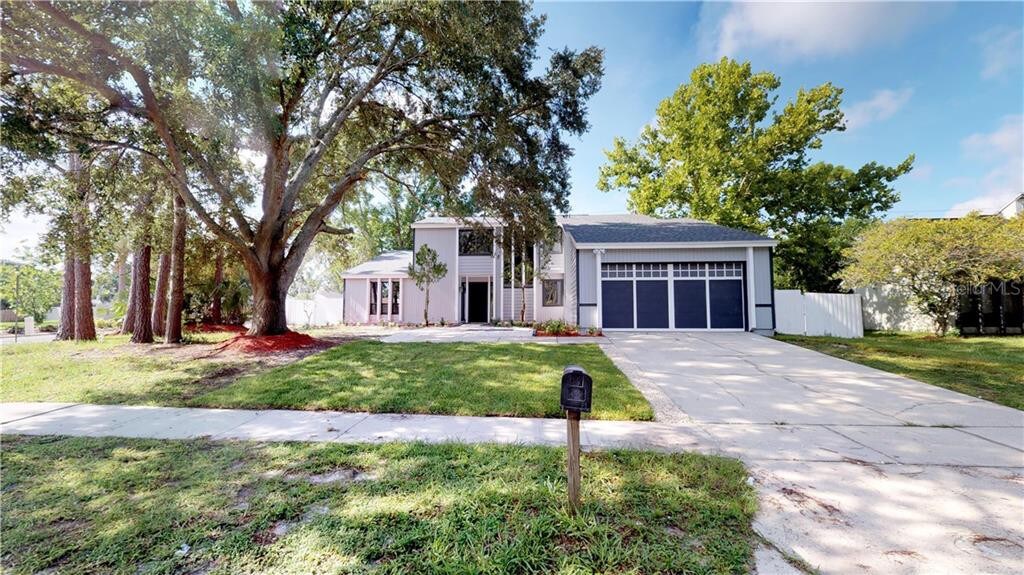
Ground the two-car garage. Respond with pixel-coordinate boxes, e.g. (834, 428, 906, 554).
(599, 262, 747, 331)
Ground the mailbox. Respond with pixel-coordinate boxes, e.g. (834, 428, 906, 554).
(560, 365, 592, 413)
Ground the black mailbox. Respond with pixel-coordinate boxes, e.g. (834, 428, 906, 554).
(560, 365, 592, 413)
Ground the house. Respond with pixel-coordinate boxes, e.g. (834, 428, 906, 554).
(859, 192, 1024, 335)
(341, 214, 779, 333)
(956, 193, 1024, 335)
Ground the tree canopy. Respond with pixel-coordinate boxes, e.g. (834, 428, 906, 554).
(597, 58, 912, 292)
(3, 0, 603, 334)
(843, 214, 1024, 335)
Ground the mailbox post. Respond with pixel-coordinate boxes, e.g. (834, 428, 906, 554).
(560, 365, 592, 513)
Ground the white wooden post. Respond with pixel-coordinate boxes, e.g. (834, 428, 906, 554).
(594, 249, 604, 328)
(453, 226, 460, 323)
(746, 247, 756, 331)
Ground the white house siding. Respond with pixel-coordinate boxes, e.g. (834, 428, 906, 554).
(503, 287, 534, 322)
(602, 247, 748, 263)
(459, 255, 493, 275)
(407, 228, 460, 324)
(344, 279, 368, 323)
(577, 250, 597, 305)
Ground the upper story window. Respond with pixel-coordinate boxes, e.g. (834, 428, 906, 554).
(459, 229, 493, 256)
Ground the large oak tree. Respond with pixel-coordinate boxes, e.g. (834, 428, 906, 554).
(598, 58, 912, 292)
(3, 1, 602, 334)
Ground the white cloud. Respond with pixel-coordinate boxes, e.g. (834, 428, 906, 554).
(699, 2, 940, 60)
(976, 27, 1023, 80)
(0, 209, 50, 261)
(909, 163, 934, 181)
(946, 115, 1024, 216)
(843, 88, 913, 130)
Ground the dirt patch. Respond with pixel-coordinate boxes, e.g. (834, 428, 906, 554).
(233, 486, 254, 511)
(778, 486, 849, 526)
(841, 457, 888, 477)
(185, 323, 246, 334)
(305, 468, 377, 485)
(255, 503, 331, 545)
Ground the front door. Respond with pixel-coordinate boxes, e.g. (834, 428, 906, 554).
(468, 282, 489, 323)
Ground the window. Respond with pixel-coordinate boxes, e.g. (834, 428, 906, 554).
(635, 263, 668, 278)
(542, 279, 563, 306)
(369, 281, 378, 315)
(709, 262, 742, 278)
(459, 229, 493, 255)
(601, 263, 633, 278)
(673, 263, 706, 278)
(391, 281, 400, 314)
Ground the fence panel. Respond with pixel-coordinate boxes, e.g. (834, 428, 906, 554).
(774, 289, 863, 338)
(286, 292, 344, 327)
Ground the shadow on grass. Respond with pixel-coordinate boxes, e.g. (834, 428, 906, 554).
(1, 437, 754, 575)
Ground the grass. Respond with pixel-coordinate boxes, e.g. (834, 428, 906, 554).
(1, 337, 652, 420)
(0, 333, 244, 406)
(777, 331, 1024, 410)
(0, 435, 756, 575)
(194, 341, 654, 420)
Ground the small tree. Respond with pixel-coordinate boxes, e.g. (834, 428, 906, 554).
(407, 245, 448, 326)
(843, 214, 1024, 335)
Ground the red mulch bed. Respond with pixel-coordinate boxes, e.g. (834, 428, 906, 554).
(533, 330, 603, 337)
(214, 330, 330, 354)
(185, 322, 247, 333)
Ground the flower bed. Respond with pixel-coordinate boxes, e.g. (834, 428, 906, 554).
(532, 320, 601, 337)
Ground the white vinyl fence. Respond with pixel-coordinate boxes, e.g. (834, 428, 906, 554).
(286, 291, 344, 327)
(774, 290, 863, 338)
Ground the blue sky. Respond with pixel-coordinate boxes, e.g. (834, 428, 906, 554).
(2, 2, 1021, 260)
(535, 1, 1023, 218)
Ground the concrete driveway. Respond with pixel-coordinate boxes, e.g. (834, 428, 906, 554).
(601, 331, 1024, 574)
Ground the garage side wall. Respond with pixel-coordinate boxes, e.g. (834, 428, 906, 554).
(752, 247, 775, 333)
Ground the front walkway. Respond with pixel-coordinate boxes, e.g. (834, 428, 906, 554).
(380, 324, 596, 344)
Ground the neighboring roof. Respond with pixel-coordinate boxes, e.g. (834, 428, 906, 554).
(341, 250, 411, 278)
(560, 214, 774, 245)
(998, 193, 1024, 218)
(411, 216, 501, 228)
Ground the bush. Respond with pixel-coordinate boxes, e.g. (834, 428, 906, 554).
(535, 319, 579, 335)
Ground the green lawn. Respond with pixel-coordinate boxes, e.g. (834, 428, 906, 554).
(0, 435, 756, 575)
(1, 338, 652, 420)
(194, 341, 653, 420)
(0, 334, 244, 406)
(777, 332, 1024, 410)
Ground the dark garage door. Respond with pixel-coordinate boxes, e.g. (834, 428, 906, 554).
(602, 281, 634, 328)
(636, 280, 669, 328)
(709, 279, 744, 329)
(674, 280, 707, 329)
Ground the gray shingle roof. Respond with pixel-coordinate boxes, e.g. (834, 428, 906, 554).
(341, 250, 412, 277)
(560, 214, 771, 244)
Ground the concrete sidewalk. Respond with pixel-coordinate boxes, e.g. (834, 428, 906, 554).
(0, 402, 713, 452)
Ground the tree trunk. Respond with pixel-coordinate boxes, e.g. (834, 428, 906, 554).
(73, 255, 96, 341)
(424, 287, 430, 326)
(129, 244, 153, 343)
(152, 252, 170, 336)
(165, 193, 187, 343)
(210, 247, 223, 324)
(56, 250, 76, 340)
(120, 256, 136, 334)
(115, 248, 128, 302)
(248, 266, 289, 335)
